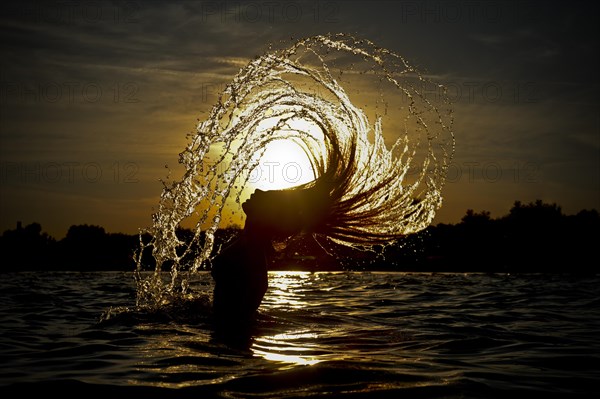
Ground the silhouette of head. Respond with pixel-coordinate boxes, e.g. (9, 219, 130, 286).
(239, 128, 411, 246)
(242, 184, 331, 239)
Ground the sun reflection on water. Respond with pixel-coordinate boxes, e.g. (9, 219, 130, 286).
(252, 272, 326, 367)
(253, 330, 322, 368)
(264, 271, 313, 309)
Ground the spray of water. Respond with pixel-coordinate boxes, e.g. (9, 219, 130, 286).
(134, 34, 454, 308)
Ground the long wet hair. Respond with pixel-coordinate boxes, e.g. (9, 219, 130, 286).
(135, 34, 453, 304)
(277, 119, 413, 247)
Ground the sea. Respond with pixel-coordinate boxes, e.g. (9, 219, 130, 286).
(1, 271, 598, 398)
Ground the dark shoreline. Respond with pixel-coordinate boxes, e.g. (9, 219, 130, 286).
(2, 200, 598, 274)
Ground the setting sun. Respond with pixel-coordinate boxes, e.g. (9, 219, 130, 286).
(249, 117, 324, 191)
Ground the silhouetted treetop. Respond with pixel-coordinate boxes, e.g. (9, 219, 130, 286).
(461, 209, 492, 225)
(65, 224, 106, 241)
(507, 200, 562, 224)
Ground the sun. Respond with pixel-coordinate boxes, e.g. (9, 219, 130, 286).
(249, 117, 324, 191)
(250, 140, 314, 190)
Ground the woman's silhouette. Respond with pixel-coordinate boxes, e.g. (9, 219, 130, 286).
(211, 185, 331, 325)
(210, 133, 409, 325)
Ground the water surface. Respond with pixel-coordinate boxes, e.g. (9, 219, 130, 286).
(1, 271, 598, 397)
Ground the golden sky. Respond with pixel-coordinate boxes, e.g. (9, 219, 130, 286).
(1, 1, 598, 238)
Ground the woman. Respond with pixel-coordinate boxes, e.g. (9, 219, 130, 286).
(209, 134, 342, 326)
(210, 133, 405, 323)
(210, 184, 332, 324)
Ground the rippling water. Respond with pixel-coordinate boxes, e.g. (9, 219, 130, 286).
(1, 271, 598, 397)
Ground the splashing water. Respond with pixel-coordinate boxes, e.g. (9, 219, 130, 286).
(135, 34, 454, 308)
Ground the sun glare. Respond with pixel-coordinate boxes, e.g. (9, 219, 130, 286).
(249, 117, 324, 191)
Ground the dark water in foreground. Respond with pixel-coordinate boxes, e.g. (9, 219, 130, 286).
(1, 271, 598, 397)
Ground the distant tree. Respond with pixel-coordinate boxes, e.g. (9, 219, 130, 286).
(65, 224, 106, 242)
(59, 224, 108, 270)
(461, 209, 492, 225)
(507, 200, 562, 225)
(0, 222, 56, 270)
(574, 209, 599, 224)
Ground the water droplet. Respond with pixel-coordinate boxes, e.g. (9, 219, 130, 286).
(136, 34, 454, 306)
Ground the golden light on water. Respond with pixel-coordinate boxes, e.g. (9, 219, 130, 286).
(265, 271, 312, 309)
(253, 331, 322, 368)
(250, 272, 325, 367)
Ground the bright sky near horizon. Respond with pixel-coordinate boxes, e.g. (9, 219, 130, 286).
(0, 0, 598, 238)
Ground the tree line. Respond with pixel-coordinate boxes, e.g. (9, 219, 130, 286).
(1, 200, 598, 273)
(372, 200, 599, 273)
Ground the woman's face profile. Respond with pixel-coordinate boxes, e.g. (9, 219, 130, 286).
(242, 189, 296, 219)
(241, 184, 330, 236)
(242, 189, 309, 234)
